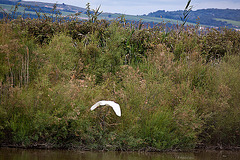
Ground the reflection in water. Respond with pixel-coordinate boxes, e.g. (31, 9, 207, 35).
(0, 147, 240, 160)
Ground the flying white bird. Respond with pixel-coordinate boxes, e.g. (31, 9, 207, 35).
(90, 100, 121, 117)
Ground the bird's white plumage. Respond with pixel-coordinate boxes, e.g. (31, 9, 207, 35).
(90, 100, 121, 116)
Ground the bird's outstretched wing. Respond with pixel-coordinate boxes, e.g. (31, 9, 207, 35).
(90, 100, 121, 116)
(90, 101, 101, 111)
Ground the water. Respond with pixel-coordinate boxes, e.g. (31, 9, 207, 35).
(0, 147, 240, 160)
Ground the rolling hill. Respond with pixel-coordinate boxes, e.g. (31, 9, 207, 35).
(148, 9, 240, 29)
(1, 0, 240, 29)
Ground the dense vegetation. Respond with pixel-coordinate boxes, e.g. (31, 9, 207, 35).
(148, 9, 240, 29)
(0, 7, 240, 151)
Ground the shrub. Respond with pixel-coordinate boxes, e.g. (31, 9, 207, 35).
(0, 10, 240, 149)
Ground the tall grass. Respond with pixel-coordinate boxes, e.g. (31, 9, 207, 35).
(0, 4, 240, 150)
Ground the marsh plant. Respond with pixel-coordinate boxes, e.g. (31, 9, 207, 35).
(0, 3, 240, 150)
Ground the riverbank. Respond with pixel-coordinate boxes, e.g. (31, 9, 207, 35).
(0, 9, 240, 151)
(1, 143, 240, 152)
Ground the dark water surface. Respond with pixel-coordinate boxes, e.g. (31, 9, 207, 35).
(1, 147, 240, 160)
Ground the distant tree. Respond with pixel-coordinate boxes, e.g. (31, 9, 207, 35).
(147, 8, 240, 29)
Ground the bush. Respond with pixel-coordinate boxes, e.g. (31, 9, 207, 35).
(0, 12, 240, 149)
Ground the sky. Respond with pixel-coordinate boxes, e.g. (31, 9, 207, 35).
(23, 0, 240, 15)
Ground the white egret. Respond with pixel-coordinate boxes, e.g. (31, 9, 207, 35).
(90, 100, 121, 117)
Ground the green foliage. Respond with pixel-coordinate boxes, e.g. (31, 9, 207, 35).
(200, 54, 240, 145)
(0, 7, 240, 150)
(86, 3, 103, 23)
(142, 109, 178, 149)
(8, 113, 32, 144)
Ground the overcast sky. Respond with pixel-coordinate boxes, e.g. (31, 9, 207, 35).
(23, 0, 240, 15)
